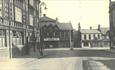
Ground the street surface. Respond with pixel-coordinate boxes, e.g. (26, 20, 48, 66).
(0, 48, 115, 70)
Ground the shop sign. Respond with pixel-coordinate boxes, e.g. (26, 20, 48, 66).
(44, 38, 59, 41)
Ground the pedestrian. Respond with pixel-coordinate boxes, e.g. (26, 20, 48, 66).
(39, 43, 44, 57)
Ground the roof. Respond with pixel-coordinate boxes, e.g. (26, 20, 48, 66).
(39, 16, 56, 22)
(58, 23, 73, 30)
(100, 27, 109, 35)
(39, 16, 73, 30)
(39, 22, 57, 28)
(80, 29, 100, 34)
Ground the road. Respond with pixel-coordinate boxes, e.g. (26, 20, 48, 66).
(0, 48, 115, 70)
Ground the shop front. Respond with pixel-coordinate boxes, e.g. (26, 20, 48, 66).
(43, 38, 60, 48)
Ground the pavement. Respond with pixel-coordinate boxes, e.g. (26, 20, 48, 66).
(0, 57, 83, 70)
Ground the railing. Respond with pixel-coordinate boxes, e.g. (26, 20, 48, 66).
(0, 18, 24, 29)
(14, 21, 24, 28)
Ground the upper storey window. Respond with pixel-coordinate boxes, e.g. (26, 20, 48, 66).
(0, 0, 2, 17)
(29, 0, 34, 6)
(84, 34, 86, 40)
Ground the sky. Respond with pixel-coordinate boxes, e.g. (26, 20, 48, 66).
(41, 0, 111, 30)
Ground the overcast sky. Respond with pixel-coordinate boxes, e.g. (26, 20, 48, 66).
(41, 0, 111, 30)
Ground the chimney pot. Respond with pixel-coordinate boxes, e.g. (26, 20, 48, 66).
(90, 26, 92, 30)
(43, 14, 46, 17)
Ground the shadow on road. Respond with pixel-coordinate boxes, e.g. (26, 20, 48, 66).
(43, 49, 115, 59)
(98, 60, 115, 70)
(13, 48, 115, 59)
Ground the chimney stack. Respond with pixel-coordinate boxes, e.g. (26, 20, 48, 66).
(56, 17, 58, 23)
(90, 26, 92, 30)
(98, 24, 101, 30)
(78, 22, 81, 31)
(43, 14, 46, 17)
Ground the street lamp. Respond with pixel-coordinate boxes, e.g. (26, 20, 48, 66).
(109, 0, 112, 48)
(8, 0, 12, 58)
(39, 2, 47, 17)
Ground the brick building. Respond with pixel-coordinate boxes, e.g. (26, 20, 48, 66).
(39, 15, 73, 48)
(0, 0, 40, 58)
(74, 23, 110, 48)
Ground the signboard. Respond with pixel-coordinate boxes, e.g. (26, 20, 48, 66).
(15, 7, 22, 22)
(44, 38, 60, 41)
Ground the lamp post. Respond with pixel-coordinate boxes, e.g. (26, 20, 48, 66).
(109, 0, 112, 49)
(39, 2, 47, 17)
(8, 0, 12, 58)
(37, 2, 47, 56)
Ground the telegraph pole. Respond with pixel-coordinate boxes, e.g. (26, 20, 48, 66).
(8, 0, 12, 58)
(109, 0, 112, 49)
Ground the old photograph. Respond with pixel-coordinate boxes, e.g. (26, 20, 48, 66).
(0, 0, 115, 70)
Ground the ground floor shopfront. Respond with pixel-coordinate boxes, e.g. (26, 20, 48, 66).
(0, 27, 40, 58)
(81, 40, 110, 48)
(42, 39, 71, 48)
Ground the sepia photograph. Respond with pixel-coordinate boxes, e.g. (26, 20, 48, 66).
(0, 0, 115, 70)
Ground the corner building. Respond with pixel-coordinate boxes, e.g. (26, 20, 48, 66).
(0, 0, 40, 58)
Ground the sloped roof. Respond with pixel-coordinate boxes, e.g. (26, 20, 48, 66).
(80, 29, 100, 34)
(40, 22, 73, 30)
(39, 22, 57, 28)
(58, 23, 73, 30)
(100, 27, 109, 35)
(39, 16, 73, 30)
(39, 16, 56, 22)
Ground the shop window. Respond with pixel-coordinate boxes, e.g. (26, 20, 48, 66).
(61, 32, 64, 37)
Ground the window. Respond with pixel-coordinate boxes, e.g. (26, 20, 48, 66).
(93, 34, 95, 39)
(53, 32, 55, 37)
(98, 34, 100, 39)
(29, 14, 33, 26)
(0, 30, 5, 47)
(0, 0, 2, 17)
(84, 41, 89, 46)
(89, 34, 91, 40)
(29, 0, 34, 6)
(0, 30, 4, 36)
(84, 34, 86, 40)
(47, 33, 49, 36)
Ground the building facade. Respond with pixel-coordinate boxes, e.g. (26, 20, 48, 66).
(39, 15, 73, 48)
(80, 28, 102, 48)
(76, 24, 110, 48)
(0, 0, 40, 58)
